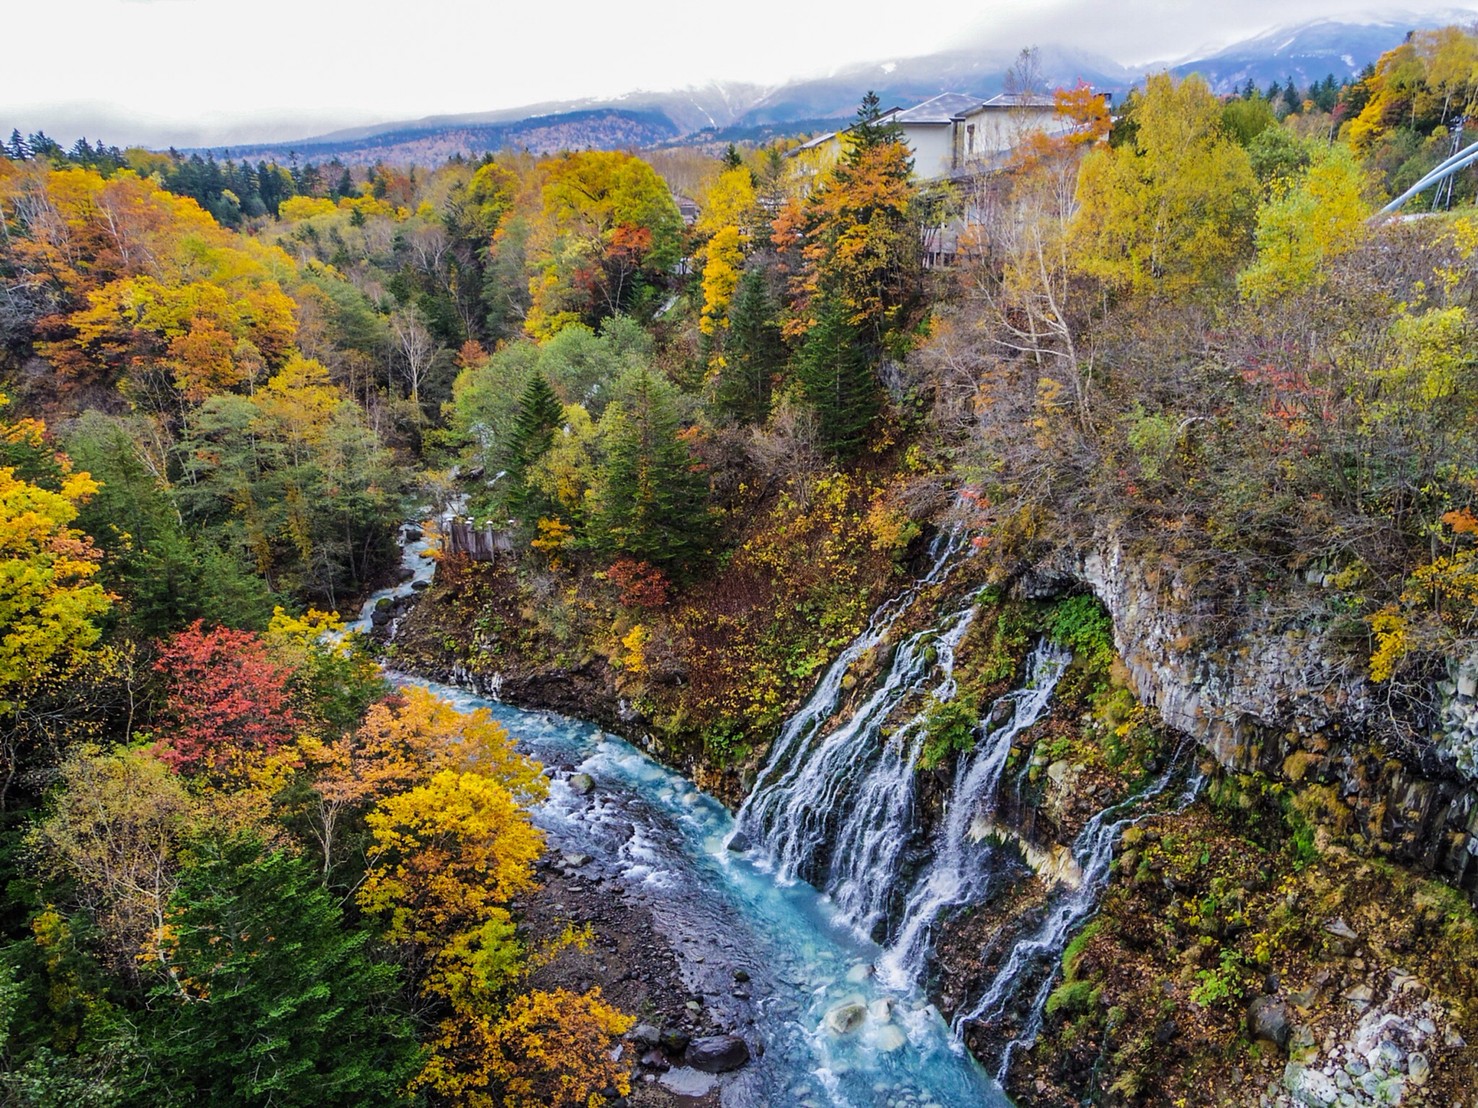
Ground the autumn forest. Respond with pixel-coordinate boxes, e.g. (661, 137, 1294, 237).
(5, 22, 1478, 1108)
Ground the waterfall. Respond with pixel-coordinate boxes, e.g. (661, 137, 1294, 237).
(733, 532, 1072, 953)
(810, 599, 979, 937)
(735, 592, 976, 918)
(731, 535, 1213, 1086)
(728, 526, 966, 860)
(951, 755, 1205, 1080)
(876, 641, 1070, 989)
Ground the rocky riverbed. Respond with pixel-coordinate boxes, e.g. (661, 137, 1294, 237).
(516, 844, 731, 1106)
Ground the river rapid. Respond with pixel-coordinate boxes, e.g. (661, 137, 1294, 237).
(395, 675, 1009, 1108)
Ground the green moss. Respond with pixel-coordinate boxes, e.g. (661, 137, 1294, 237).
(1045, 978, 1101, 1017)
(1043, 594, 1115, 673)
(1061, 920, 1102, 976)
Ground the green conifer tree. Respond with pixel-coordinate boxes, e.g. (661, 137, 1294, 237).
(715, 267, 784, 425)
(792, 294, 880, 461)
(503, 372, 564, 524)
(595, 368, 711, 573)
(138, 836, 418, 1106)
(850, 90, 905, 153)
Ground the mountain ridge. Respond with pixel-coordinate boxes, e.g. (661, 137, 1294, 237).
(199, 11, 1477, 165)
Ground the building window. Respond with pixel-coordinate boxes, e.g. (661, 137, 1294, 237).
(967, 124, 975, 154)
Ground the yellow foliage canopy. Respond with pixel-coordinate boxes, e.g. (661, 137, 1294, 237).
(0, 437, 109, 713)
(1239, 144, 1372, 302)
(484, 988, 633, 1108)
(699, 225, 743, 336)
(1073, 73, 1258, 295)
(358, 767, 544, 945)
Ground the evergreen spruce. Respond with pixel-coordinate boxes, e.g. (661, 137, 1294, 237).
(850, 90, 905, 153)
(504, 372, 564, 524)
(716, 266, 784, 425)
(793, 294, 880, 461)
(1283, 75, 1301, 113)
(596, 368, 711, 573)
(138, 836, 419, 1106)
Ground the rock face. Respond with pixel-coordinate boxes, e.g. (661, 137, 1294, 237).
(1030, 533, 1478, 903)
(683, 1034, 750, 1073)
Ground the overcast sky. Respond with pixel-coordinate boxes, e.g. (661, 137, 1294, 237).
(6, 1, 1478, 147)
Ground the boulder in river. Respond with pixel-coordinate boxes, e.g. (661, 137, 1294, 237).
(631, 1023, 661, 1048)
(824, 996, 868, 1035)
(660, 1067, 719, 1096)
(569, 772, 596, 795)
(684, 1035, 750, 1073)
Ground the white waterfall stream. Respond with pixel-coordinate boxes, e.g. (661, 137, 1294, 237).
(732, 526, 968, 840)
(732, 545, 1207, 1087)
(876, 642, 1071, 990)
(952, 758, 1205, 1079)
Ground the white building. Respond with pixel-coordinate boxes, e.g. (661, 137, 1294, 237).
(794, 91, 1103, 181)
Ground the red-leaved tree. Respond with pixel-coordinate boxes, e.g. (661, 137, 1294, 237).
(152, 621, 300, 773)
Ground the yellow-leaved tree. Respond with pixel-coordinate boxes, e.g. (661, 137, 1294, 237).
(297, 685, 539, 878)
(354, 705, 555, 1102)
(695, 166, 758, 336)
(0, 396, 113, 804)
(1073, 73, 1259, 296)
(1238, 143, 1372, 301)
(485, 987, 633, 1108)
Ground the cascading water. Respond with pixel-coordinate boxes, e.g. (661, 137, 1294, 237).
(732, 539, 1211, 1088)
(876, 642, 1071, 990)
(734, 545, 1073, 952)
(951, 756, 1206, 1080)
(733, 526, 968, 838)
(809, 598, 979, 937)
(342, 496, 468, 639)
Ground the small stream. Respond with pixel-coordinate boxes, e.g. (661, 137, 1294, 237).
(343, 524, 438, 637)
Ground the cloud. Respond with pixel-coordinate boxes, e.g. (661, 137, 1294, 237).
(6, 0, 1478, 147)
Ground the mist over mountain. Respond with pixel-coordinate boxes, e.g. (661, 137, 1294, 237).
(197, 11, 1472, 165)
(1170, 9, 1478, 89)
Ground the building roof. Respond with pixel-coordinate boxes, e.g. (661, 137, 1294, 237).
(978, 92, 1060, 110)
(787, 89, 1084, 161)
(892, 92, 989, 125)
